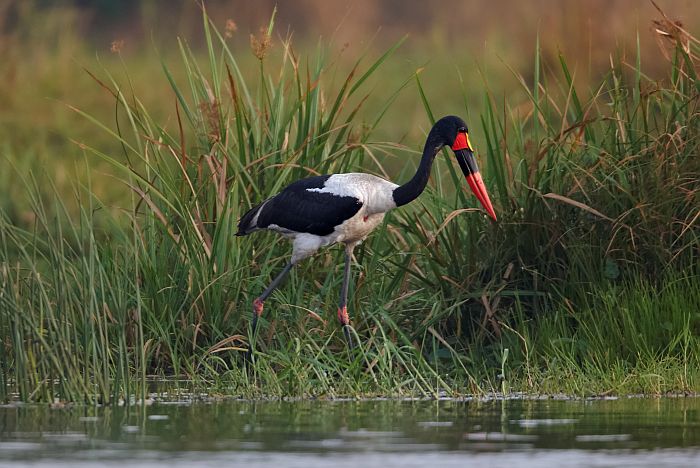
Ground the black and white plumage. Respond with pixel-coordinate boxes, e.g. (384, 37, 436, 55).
(237, 173, 397, 263)
(238, 115, 497, 354)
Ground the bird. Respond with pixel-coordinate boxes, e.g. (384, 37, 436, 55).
(236, 115, 497, 353)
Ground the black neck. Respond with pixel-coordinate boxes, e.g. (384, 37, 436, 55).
(392, 130, 444, 207)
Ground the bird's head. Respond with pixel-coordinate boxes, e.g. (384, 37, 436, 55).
(434, 115, 497, 221)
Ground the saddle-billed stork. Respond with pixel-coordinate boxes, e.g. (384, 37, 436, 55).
(237, 115, 496, 352)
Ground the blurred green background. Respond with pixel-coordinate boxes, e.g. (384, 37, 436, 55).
(2, 0, 699, 215)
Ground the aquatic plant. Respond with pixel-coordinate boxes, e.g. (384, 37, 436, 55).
(0, 6, 697, 402)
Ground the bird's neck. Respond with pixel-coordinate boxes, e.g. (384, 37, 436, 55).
(392, 131, 443, 207)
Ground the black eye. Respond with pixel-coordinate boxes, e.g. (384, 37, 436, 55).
(458, 127, 467, 133)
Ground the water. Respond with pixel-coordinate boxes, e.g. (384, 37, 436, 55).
(1, 396, 699, 467)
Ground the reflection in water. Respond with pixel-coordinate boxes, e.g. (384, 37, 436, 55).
(0, 397, 699, 467)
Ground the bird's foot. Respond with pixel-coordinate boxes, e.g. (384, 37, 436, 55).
(342, 325, 355, 351)
(244, 346, 254, 365)
(244, 328, 255, 364)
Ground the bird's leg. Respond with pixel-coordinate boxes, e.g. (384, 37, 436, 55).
(248, 262, 294, 359)
(338, 245, 356, 350)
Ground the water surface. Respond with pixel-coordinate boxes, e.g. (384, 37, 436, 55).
(1, 396, 699, 467)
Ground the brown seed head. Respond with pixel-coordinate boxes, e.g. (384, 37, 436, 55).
(250, 27, 272, 60)
(653, 18, 690, 55)
(199, 100, 221, 143)
(110, 39, 125, 54)
(225, 19, 238, 38)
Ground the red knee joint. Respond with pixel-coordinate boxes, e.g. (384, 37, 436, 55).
(253, 298, 265, 316)
(337, 306, 349, 326)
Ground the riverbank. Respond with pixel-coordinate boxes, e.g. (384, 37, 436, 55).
(0, 8, 698, 403)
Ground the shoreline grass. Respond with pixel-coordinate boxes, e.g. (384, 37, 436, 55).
(0, 8, 698, 403)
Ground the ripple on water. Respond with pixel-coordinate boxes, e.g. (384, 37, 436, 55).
(1, 397, 699, 467)
(338, 429, 404, 438)
(0, 442, 43, 452)
(465, 432, 538, 442)
(575, 434, 632, 442)
(416, 421, 454, 428)
(147, 415, 169, 421)
(511, 419, 578, 428)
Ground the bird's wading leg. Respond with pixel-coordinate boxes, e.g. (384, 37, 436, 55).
(338, 244, 356, 349)
(248, 262, 294, 358)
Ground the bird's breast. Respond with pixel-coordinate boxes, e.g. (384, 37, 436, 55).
(335, 210, 385, 243)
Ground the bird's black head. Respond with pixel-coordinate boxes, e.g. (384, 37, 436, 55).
(430, 115, 497, 220)
(432, 115, 469, 148)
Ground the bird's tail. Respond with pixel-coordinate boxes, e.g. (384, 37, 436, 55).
(236, 200, 266, 236)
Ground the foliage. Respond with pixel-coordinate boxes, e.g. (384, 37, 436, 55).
(0, 8, 698, 402)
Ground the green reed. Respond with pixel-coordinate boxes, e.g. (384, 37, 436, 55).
(0, 8, 697, 402)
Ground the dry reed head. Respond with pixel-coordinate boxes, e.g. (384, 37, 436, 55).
(650, 0, 698, 63)
(653, 18, 691, 55)
(110, 39, 124, 54)
(198, 99, 221, 143)
(250, 26, 272, 60)
(224, 19, 237, 38)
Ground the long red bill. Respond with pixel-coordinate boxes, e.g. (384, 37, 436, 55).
(466, 172, 497, 220)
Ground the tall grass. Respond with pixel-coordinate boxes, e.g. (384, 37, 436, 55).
(0, 8, 698, 403)
(406, 21, 699, 337)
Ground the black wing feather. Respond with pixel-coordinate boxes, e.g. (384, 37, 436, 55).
(236, 200, 265, 236)
(255, 175, 363, 236)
